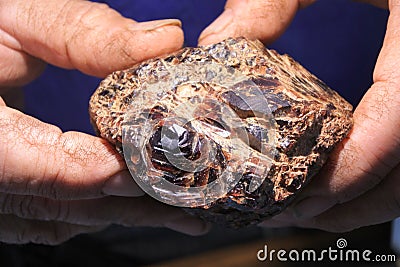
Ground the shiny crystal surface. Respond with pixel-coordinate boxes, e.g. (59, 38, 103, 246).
(122, 61, 276, 207)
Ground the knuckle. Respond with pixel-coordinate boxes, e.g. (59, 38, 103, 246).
(17, 195, 37, 218)
(329, 140, 384, 203)
(360, 82, 400, 127)
(64, 2, 109, 39)
(0, 193, 69, 222)
(70, 1, 115, 25)
(102, 30, 137, 61)
(62, 2, 125, 69)
(80, 27, 139, 76)
(51, 131, 123, 199)
(0, 50, 45, 87)
(0, 107, 67, 199)
(59, 131, 123, 170)
(56, 132, 91, 175)
(0, 209, 73, 245)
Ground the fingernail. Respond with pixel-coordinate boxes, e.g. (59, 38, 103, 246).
(102, 170, 145, 197)
(165, 216, 211, 236)
(0, 28, 22, 50)
(292, 197, 336, 218)
(136, 19, 182, 31)
(198, 9, 233, 44)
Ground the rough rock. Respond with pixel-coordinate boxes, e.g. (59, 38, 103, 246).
(89, 37, 353, 227)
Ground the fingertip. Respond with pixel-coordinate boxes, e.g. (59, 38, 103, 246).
(133, 19, 182, 31)
(90, 19, 185, 77)
(132, 19, 185, 58)
(2, 0, 185, 78)
(165, 216, 212, 236)
(198, 9, 234, 45)
(102, 170, 145, 197)
(199, 0, 299, 46)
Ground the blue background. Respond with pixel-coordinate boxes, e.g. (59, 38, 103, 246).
(23, 0, 389, 135)
(11, 1, 393, 265)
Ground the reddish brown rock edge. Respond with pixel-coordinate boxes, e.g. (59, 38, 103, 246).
(89, 37, 353, 228)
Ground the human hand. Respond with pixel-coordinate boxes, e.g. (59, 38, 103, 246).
(198, 0, 315, 45)
(261, 0, 400, 232)
(0, 0, 208, 245)
(198, 0, 387, 46)
(199, 0, 400, 232)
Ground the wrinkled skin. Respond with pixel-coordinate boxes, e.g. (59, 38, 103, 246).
(0, 0, 209, 245)
(0, 0, 397, 245)
(198, 0, 400, 232)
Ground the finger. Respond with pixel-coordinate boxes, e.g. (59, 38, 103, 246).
(0, 41, 46, 87)
(0, 194, 210, 236)
(355, 0, 389, 9)
(287, 3, 400, 217)
(198, 0, 315, 45)
(374, 0, 400, 82)
(0, 214, 106, 245)
(258, 218, 295, 228)
(0, 105, 131, 199)
(102, 170, 144, 197)
(0, 0, 184, 78)
(292, 164, 400, 232)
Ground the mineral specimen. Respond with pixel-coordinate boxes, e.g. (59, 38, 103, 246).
(89, 37, 353, 227)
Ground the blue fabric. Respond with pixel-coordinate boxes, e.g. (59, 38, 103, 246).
(270, 0, 388, 105)
(23, 0, 388, 134)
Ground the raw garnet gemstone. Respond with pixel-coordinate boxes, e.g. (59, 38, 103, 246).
(89, 37, 353, 227)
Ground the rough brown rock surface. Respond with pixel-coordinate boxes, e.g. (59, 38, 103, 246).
(89, 37, 353, 228)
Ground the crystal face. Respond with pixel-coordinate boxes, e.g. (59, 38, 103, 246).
(121, 61, 277, 207)
(90, 38, 354, 226)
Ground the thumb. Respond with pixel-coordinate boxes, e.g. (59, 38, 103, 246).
(198, 0, 315, 45)
(0, 105, 144, 200)
(280, 1, 400, 219)
(0, 0, 184, 77)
